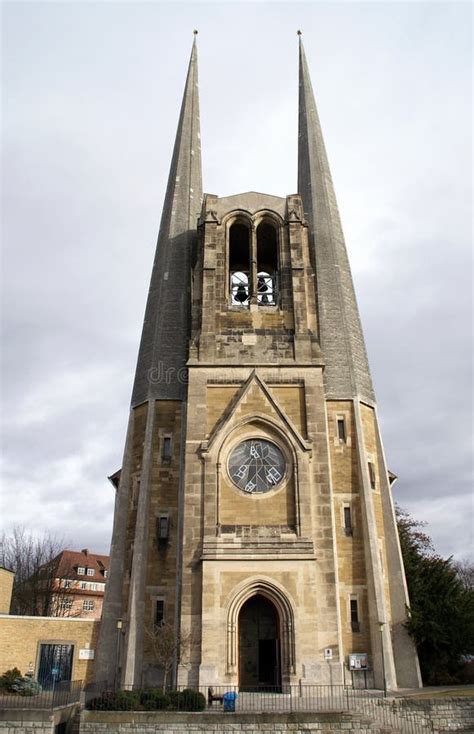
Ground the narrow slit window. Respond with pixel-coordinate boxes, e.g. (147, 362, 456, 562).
(229, 223, 250, 306)
(157, 515, 169, 544)
(162, 436, 172, 462)
(256, 222, 278, 305)
(350, 599, 360, 632)
(337, 418, 346, 442)
(343, 506, 353, 535)
(368, 461, 376, 489)
(155, 599, 164, 626)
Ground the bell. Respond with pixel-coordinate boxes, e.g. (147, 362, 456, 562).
(261, 294, 269, 305)
(257, 276, 268, 293)
(235, 284, 248, 303)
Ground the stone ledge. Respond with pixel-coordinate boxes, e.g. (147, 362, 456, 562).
(81, 710, 361, 724)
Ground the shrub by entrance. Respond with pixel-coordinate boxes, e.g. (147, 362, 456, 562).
(87, 688, 206, 712)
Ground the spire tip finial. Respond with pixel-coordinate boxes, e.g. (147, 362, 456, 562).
(193, 29, 198, 35)
(297, 29, 302, 36)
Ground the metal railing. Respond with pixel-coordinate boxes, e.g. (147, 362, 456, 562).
(86, 683, 432, 732)
(0, 679, 83, 709)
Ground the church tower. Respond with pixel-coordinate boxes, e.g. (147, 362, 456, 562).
(95, 34, 422, 691)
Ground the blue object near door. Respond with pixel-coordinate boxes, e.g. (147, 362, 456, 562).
(223, 691, 238, 712)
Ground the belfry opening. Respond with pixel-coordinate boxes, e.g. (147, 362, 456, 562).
(238, 594, 281, 690)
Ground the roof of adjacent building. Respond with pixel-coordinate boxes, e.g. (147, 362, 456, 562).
(46, 549, 110, 581)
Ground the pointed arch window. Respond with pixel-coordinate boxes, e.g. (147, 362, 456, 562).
(256, 222, 278, 306)
(229, 223, 250, 306)
(228, 218, 279, 307)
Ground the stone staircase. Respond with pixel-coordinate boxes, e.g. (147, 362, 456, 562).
(68, 710, 81, 734)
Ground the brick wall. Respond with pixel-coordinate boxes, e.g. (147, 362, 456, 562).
(0, 569, 14, 614)
(0, 614, 99, 682)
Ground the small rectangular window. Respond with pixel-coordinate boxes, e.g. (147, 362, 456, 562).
(368, 462, 376, 489)
(83, 600, 95, 611)
(155, 599, 164, 626)
(162, 437, 172, 462)
(337, 418, 346, 442)
(77, 566, 85, 575)
(79, 581, 87, 589)
(350, 599, 360, 632)
(157, 516, 169, 542)
(343, 506, 353, 535)
(63, 579, 72, 589)
(86, 568, 95, 576)
(60, 599, 73, 610)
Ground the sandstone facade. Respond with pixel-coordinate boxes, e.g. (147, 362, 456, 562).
(94, 36, 421, 692)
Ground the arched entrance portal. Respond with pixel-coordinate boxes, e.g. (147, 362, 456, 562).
(238, 594, 281, 690)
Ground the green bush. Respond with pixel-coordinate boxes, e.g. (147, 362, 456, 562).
(176, 688, 206, 711)
(10, 677, 41, 696)
(167, 689, 181, 709)
(0, 668, 22, 692)
(460, 659, 474, 684)
(86, 687, 205, 712)
(140, 688, 170, 710)
(87, 690, 140, 711)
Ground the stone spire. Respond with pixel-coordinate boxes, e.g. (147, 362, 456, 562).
(131, 33, 203, 405)
(297, 35, 374, 403)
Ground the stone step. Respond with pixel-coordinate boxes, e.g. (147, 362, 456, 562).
(69, 711, 81, 734)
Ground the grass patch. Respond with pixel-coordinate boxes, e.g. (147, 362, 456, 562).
(407, 687, 474, 699)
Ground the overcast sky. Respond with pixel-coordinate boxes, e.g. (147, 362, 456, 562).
(1, 1, 472, 560)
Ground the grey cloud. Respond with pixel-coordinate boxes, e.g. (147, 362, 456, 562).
(1, 2, 471, 561)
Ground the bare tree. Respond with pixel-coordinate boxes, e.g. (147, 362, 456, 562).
(0, 526, 75, 616)
(454, 557, 474, 590)
(144, 621, 193, 692)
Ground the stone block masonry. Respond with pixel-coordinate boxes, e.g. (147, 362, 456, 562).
(394, 695, 474, 732)
(0, 702, 80, 734)
(78, 696, 474, 733)
(2, 696, 472, 733)
(79, 710, 385, 733)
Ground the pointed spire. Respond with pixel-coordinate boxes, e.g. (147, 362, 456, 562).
(132, 35, 203, 405)
(297, 37, 374, 403)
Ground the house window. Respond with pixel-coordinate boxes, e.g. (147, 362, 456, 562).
(368, 461, 376, 489)
(86, 568, 95, 576)
(155, 599, 164, 626)
(79, 581, 87, 590)
(60, 599, 73, 610)
(77, 566, 85, 575)
(343, 506, 353, 536)
(337, 418, 346, 442)
(83, 600, 95, 612)
(89, 583, 98, 591)
(162, 436, 172, 463)
(350, 599, 360, 632)
(63, 579, 72, 589)
(103, 570, 108, 578)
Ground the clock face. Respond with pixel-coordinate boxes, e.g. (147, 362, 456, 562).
(228, 439, 286, 494)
